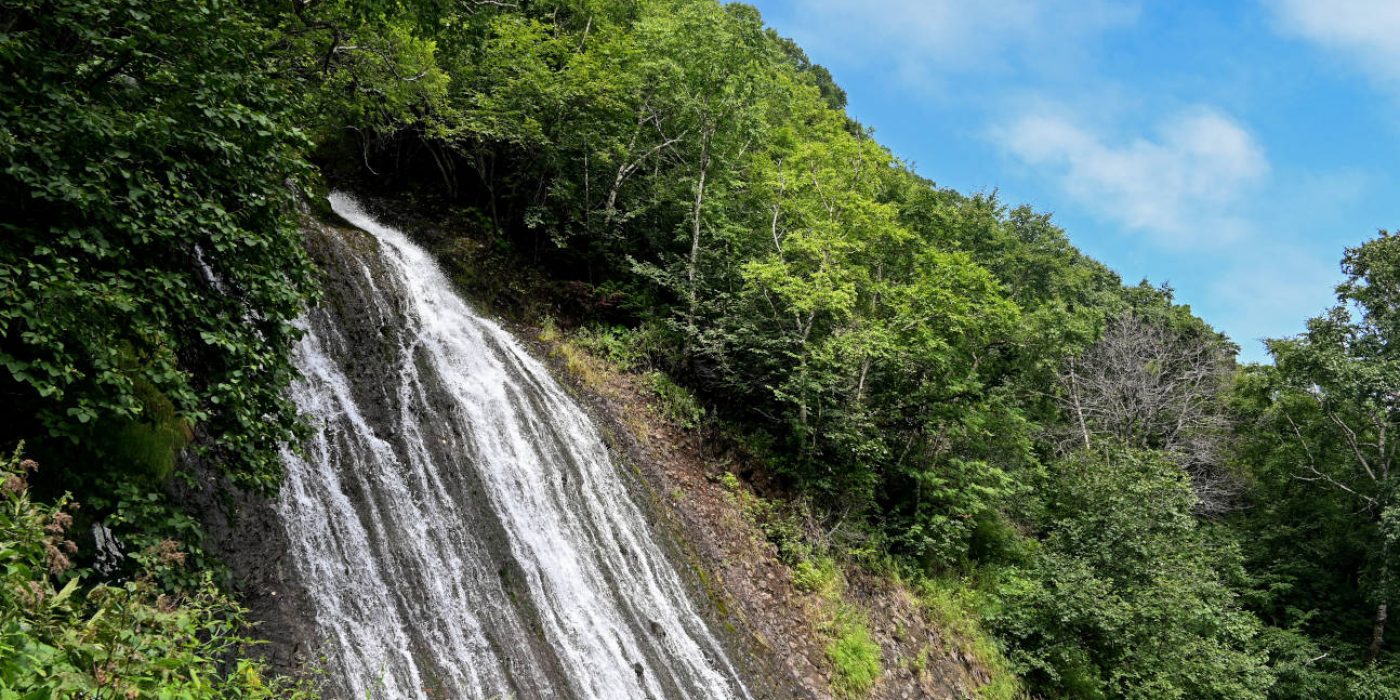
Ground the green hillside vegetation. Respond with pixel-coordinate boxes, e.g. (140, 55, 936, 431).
(2, 0, 1398, 697)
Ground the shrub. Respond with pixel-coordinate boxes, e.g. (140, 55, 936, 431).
(0, 0, 317, 491)
(645, 372, 706, 429)
(791, 557, 838, 594)
(572, 325, 648, 371)
(0, 446, 315, 699)
(990, 448, 1272, 700)
(828, 618, 882, 698)
(715, 471, 816, 565)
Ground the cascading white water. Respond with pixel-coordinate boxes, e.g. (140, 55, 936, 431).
(275, 193, 750, 699)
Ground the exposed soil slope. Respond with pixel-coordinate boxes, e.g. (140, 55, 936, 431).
(530, 331, 994, 700)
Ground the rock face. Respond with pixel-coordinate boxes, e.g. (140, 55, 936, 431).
(197, 194, 760, 700)
(177, 460, 321, 676)
(540, 336, 989, 700)
(193, 194, 986, 700)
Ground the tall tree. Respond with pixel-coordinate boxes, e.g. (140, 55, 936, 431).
(1259, 231, 1400, 661)
(1059, 311, 1239, 514)
(993, 448, 1271, 700)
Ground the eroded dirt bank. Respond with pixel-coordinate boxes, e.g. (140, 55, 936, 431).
(530, 330, 993, 700)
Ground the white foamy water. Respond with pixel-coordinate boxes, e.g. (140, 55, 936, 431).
(275, 193, 749, 699)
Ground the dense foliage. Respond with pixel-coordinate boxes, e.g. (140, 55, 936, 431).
(0, 1, 319, 695)
(992, 448, 1270, 699)
(2, 0, 1398, 696)
(0, 448, 311, 698)
(1228, 231, 1400, 697)
(0, 0, 315, 492)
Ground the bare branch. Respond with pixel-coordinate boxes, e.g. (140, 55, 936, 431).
(1055, 311, 1239, 513)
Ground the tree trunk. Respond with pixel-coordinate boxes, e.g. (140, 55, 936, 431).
(1372, 540, 1391, 663)
(1371, 601, 1388, 662)
(685, 129, 712, 344)
(603, 118, 642, 224)
(1068, 361, 1091, 449)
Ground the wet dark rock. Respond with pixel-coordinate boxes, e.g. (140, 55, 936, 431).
(193, 209, 764, 699)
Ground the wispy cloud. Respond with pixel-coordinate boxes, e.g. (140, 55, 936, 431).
(749, 0, 1381, 360)
(992, 107, 1269, 245)
(1270, 0, 1400, 88)
(779, 0, 1139, 88)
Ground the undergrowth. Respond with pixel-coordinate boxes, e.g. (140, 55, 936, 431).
(644, 372, 706, 430)
(542, 322, 707, 430)
(828, 613, 882, 698)
(0, 445, 315, 699)
(540, 319, 608, 390)
(548, 323, 1018, 699)
(917, 575, 1024, 700)
(716, 471, 886, 696)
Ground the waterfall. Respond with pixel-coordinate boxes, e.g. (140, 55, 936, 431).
(275, 193, 750, 699)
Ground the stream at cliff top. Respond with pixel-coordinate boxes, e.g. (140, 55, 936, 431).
(274, 193, 750, 699)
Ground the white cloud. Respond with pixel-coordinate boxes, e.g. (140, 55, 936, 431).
(1271, 0, 1400, 86)
(993, 107, 1270, 244)
(781, 0, 1139, 87)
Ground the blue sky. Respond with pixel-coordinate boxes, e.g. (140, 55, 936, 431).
(741, 0, 1400, 362)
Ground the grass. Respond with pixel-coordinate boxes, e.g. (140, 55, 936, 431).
(571, 324, 649, 370)
(540, 321, 705, 431)
(715, 469, 885, 696)
(537, 316, 560, 343)
(791, 556, 839, 595)
(540, 319, 611, 390)
(916, 575, 1025, 700)
(828, 613, 882, 698)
